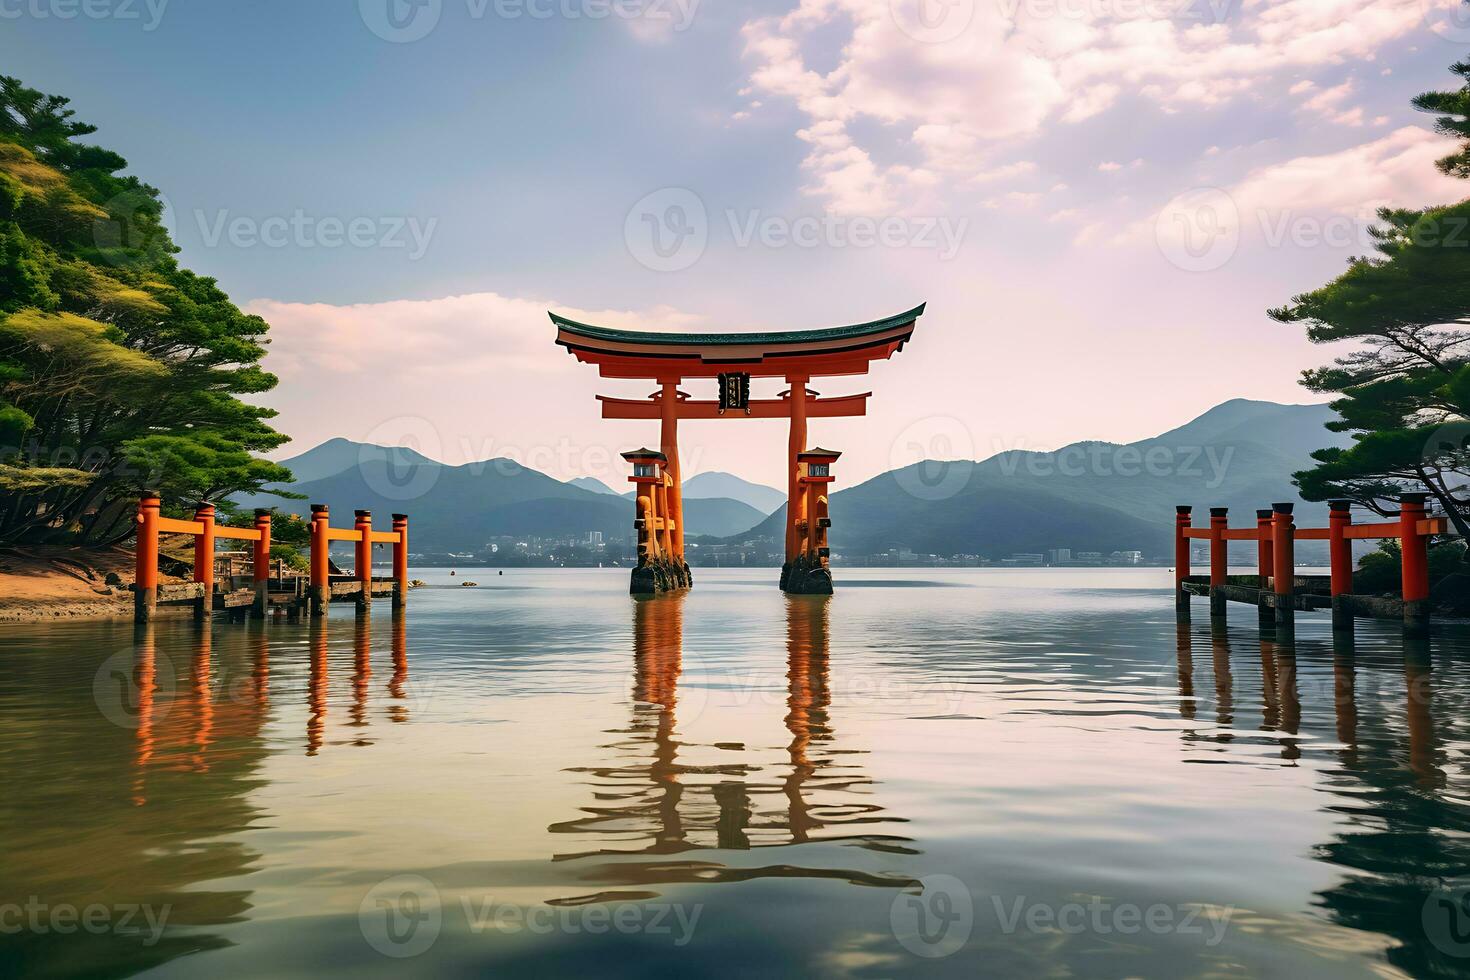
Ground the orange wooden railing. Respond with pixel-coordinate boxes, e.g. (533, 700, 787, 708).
(134, 495, 408, 622)
(1175, 494, 1450, 634)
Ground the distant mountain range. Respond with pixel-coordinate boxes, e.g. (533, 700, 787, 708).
(237, 445, 771, 547)
(571, 471, 786, 514)
(241, 399, 1348, 560)
(728, 399, 1351, 560)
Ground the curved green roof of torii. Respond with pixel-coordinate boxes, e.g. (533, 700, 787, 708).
(549, 303, 925, 348)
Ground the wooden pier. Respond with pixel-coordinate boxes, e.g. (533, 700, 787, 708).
(1175, 495, 1457, 635)
(132, 495, 409, 623)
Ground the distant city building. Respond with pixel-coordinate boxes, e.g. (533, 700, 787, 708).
(1003, 553, 1044, 566)
(1110, 550, 1144, 564)
(586, 531, 604, 545)
(1046, 548, 1071, 565)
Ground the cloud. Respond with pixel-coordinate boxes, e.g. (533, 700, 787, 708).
(247, 291, 709, 473)
(1123, 127, 1465, 253)
(1227, 126, 1466, 215)
(249, 291, 704, 382)
(739, 0, 1430, 213)
(1293, 78, 1366, 126)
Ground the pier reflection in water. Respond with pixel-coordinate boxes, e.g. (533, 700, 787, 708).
(4, 569, 1470, 977)
(1168, 621, 1468, 976)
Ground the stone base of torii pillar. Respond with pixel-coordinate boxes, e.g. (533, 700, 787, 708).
(630, 557, 693, 595)
(780, 555, 833, 595)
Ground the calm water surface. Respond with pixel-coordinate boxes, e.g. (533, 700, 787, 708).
(5, 567, 1470, 978)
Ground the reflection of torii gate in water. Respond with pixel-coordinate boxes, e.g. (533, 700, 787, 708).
(546, 592, 916, 892)
(552, 304, 925, 594)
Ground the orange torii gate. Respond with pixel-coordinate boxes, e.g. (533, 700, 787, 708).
(553, 304, 924, 594)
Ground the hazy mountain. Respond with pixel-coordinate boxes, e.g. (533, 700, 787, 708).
(569, 476, 620, 495)
(247, 399, 1340, 559)
(268, 437, 438, 485)
(241, 448, 767, 548)
(729, 400, 1351, 559)
(683, 471, 786, 513)
(614, 470, 785, 514)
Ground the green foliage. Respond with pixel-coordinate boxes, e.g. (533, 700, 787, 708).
(1412, 59, 1470, 179)
(0, 75, 293, 545)
(1354, 539, 1468, 595)
(1269, 59, 1470, 552)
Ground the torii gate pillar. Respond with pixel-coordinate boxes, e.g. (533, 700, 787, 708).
(659, 380, 686, 561)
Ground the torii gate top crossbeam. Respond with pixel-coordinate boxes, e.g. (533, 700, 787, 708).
(551, 303, 924, 379)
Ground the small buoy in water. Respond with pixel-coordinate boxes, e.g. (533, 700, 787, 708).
(498, 570, 503, 576)
(450, 570, 455, 576)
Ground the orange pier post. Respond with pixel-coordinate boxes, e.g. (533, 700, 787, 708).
(134, 493, 162, 623)
(1255, 509, 1274, 627)
(1208, 507, 1228, 619)
(1328, 500, 1354, 633)
(1400, 493, 1431, 635)
(309, 504, 331, 618)
(192, 502, 216, 621)
(1174, 506, 1191, 616)
(392, 514, 410, 611)
(354, 510, 373, 613)
(1271, 503, 1295, 629)
(252, 509, 272, 618)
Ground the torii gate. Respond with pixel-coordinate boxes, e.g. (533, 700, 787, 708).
(552, 303, 924, 594)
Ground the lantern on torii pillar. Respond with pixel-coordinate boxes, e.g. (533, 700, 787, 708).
(621, 448, 690, 594)
(784, 448, 840, 595)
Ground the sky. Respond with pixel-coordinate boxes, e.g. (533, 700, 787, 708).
(7, 0, 1470, 489)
